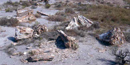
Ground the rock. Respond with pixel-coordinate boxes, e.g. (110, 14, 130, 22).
(98, 49, 106, 53)
(20, 59, 28, 63)
(57, 30, 78, 50)
(11, 42, 18, 46)
(66, 15, 93, 30)
(15, 26, 34, 40)
(32, 24, 48, 37)
(98, 27, 125, 45)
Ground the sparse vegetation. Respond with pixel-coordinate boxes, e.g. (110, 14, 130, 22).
(65, 29, 85, 37)
(124, 33, 130, 43)
(4, 1, 20, 6)
(31, 5, 37, 9)
(75, 4, 130, 27)
(21, 1, 31, 7)
(28, 50, 37, 56)
(47, 15, 66, 22)
(124, 0, 130, 4)
(71, 43, 79, 50)
(5, 8, 13, 12)
(65, 8, 75, 14)
(54, 2, 65, 10)
(55, 12, 66, 17)
(45, 4, 51, 8)
(0, 17, 19, 26)
(3, 1, 20, 12)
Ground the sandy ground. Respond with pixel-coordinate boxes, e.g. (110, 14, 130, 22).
(0, 0, 129, 65)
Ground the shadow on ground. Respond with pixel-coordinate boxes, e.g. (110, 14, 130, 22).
(8, 37, 17, 42)
(96, 39, 112, 46)
(98, 59, 117, 65)
(88, 33, 112, 46)
(55, 36, 66, 49)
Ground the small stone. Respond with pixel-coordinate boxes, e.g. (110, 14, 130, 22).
(98, 49, 106, 53)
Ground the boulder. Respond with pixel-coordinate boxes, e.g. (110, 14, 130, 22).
(15, 26, 34, 40)
(57, 30, 78, 50)
(98, 27, 125, 45)
(66, 15, 93, 30)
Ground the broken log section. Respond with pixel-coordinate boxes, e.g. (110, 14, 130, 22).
(37, 11, 48, 16)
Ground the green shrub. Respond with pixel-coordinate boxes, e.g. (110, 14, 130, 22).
(45, 4, 51, 8)
(5, 8, 13, 12)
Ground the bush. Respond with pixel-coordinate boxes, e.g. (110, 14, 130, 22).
(0, 17, 19, 26)
(54, 2, 63, 8)
(65, 8, 75, 14)
(55, 12, 66, 17)
(3, 1, 19, 12)
(35, 13, 41, 18)
(76, 6, 88, 11)
(5, 8, 13, 12)
(47, 15, 66, 22)
(124, 33, 130, 42)
(31, 5, 37, 9)
(45, 4, 51, 8)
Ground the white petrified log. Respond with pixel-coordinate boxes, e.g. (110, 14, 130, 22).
(57, 30, 76, 48)
(66, 15, 93, 30)
(66, 17, 79, 30)
(15, 26, 34, 40)
(78, 15, 93, 27)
